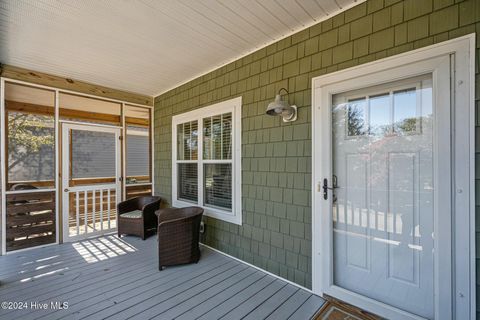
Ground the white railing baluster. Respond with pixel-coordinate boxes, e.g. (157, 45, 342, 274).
(76, 191, 79, 236)
(100, 189, 104, 231)
(107, 189, 111, 229)
(84, 190, 88, 234)
(92, 189, 96, 231)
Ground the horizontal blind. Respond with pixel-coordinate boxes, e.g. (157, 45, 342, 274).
(177, 121, 198, 160)
(204, 163, 232, 210)
(178, 163, 198, 202)
(203, 112, 232, 160)
(222, 113, 232, 159)
(126, 134, 149, 177)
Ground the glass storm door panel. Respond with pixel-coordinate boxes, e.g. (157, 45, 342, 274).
(331, 75, 434, 319)
(62, 123, 121, 242)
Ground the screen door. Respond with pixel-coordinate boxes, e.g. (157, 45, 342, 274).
(62, 123, 121, 242)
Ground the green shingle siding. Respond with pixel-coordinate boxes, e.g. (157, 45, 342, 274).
(154, 0, 480, 303)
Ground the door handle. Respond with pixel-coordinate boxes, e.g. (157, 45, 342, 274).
(322, 176, 338, 200)
(64, 188, 69, 192)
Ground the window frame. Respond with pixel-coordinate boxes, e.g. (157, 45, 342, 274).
(335, 77, 425, 139)
(171, 97, 242, 225)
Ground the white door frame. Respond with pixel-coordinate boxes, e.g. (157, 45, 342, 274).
(61, 122, 122, 242)
(312, 34, 475, 320)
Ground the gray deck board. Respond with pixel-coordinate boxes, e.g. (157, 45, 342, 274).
(0, 235, 324, 320)
(152, 267, 255, 320)
(288, 295, 326, 320)
(243, 284, 299, 320)
(175, 271, 265, 320)
(36, 256, 228, 320)
(220, 279, 286, 320)
(68, 256, 228, 320)
(105, 261, 240, 320)
(197, 275, 277, 320)
(265, 288, 314, 320)
(6, 250, 158, 303)
(0, 236, 137, 279)
(134, 263, 248, 319)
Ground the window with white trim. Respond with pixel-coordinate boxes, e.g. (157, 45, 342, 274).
(172, 97, 242, 225)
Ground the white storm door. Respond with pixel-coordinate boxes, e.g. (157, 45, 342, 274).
(62, 123, 122, 242)
(315, 55, 452, 320)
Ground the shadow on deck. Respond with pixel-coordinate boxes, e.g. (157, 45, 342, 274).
(0, 235, 324, 320)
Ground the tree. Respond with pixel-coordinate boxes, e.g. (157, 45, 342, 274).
(7, 112, 54, 182)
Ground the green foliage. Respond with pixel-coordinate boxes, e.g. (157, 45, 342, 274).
(7, 112, 54, 170)
(347, 103, 366, 136)
(395, 117, 417, 133)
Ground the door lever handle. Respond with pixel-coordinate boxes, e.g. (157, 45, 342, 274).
(322, 176, 338, 200)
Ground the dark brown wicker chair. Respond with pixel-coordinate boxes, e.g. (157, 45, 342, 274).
(117, 196, 162, 240)
(156, 207, 204, 270)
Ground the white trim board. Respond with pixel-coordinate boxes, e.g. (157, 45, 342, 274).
(171, 96, 242, 225)
(311, 34, 476, 320)
(200, 243, 314, 295)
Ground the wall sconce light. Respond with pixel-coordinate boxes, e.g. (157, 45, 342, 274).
(265, 88, 297, 122)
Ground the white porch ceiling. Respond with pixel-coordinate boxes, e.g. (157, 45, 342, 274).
(0, 0, 362, 96)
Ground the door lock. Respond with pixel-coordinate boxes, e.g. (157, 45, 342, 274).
(64, 188, 69, 192)
(322, 175, 338, 200)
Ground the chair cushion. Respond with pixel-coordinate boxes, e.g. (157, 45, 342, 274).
(120, 210, 143, 219)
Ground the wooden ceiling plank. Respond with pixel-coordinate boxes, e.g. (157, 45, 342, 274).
(6, 100, 121, 124)
(1, 65, 153, 106)
(125, 116, 150, 127)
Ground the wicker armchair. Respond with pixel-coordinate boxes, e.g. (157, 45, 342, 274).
(117, 196, 162, 240)
(156, 207, 204, 270)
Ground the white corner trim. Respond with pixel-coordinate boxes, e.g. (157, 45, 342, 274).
(200, 243, 314, 295)
(311, 33, 476, 320)
(311, 34, 475, 88)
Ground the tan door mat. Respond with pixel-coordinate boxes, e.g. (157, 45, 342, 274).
(313, 297, 383, 320)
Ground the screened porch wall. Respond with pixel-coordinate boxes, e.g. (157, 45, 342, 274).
(3, 82, 57, 252)
(154, 0, 480, 293)
(0, 79, 153, 253)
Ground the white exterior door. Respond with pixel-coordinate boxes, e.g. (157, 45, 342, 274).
(312, 46, 467, 320)
(62, 123, 122, 242)
(331, 75, 435, 319)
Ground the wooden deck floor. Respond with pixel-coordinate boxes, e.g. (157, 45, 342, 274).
(0, 235, 324, 320)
